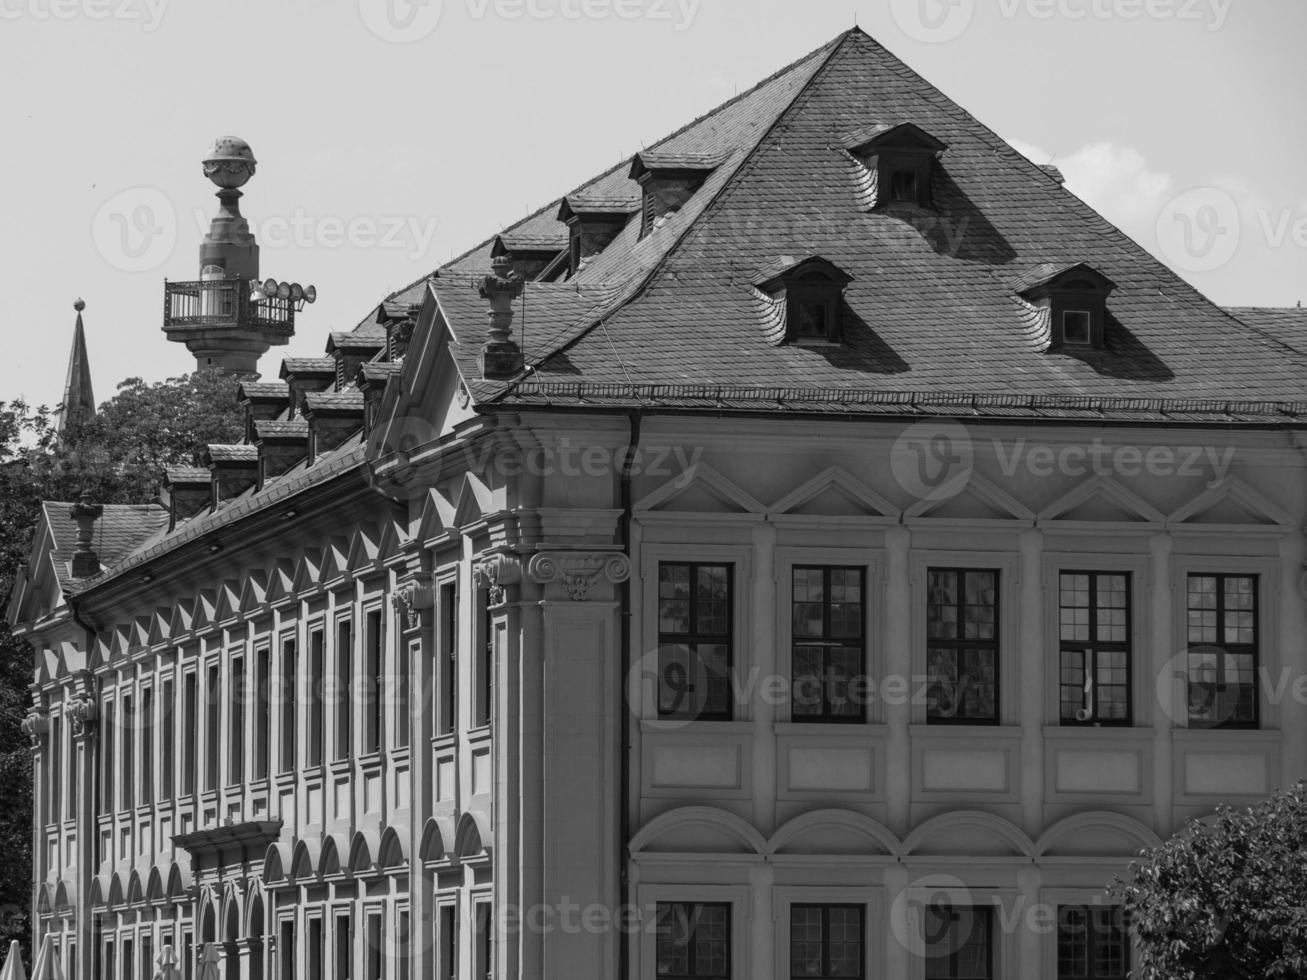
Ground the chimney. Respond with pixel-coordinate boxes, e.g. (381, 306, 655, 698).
(478, 254, 525, 381)
(237, 381, 291, 442)
(254, 419, 310, 485)
(68, 491, 104, 579)
(279, 358, 336, 419)
(326, 332, 386, 391)
(357, 362, 402, 435)
(379, 301, 421, 360)
(301, 392, 366, 462)
(206, 445, 259, 506)
(163, 466, 213, 529)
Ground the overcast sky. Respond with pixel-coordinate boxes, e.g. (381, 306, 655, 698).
(3, 0, 1305, 410)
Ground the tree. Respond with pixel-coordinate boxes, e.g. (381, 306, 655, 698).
(0, 371, 243, 959)
(1113, 782, 1307, 979)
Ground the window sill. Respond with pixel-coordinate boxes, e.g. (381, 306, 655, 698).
(466, 726, 493, 745)
(431, 733, 457, 752)
(328, 759, 352, 776)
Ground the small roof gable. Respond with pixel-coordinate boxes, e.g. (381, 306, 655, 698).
(753, 254, 855, 292)
(841, 121, 947, 155)
(629, 150, 728, 180)
(558, 194, 641, 223)
(1012, 262, 1117, 297)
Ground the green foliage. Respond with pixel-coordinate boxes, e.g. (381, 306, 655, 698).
(1113, 782, 1307, 980)
(0, 370, 243, 959)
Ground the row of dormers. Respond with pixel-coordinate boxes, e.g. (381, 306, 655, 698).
(754, 255, 1117, 350)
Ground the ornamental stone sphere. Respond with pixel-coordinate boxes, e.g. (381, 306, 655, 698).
(202, 136, 257, 190)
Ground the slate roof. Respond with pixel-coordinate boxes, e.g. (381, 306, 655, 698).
(1227, 308, 1307, 356)
(400, 28, 1307, 414)
(41, 501, 169, 590)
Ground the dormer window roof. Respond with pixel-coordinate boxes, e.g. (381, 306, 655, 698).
(558, 195, 640, 275)
(841, 122, 947, 210)
(629, 150, 725, 238)
(492, 231, 569, 282)
(753, 255, 854, 346)
(1014, 262, 1117, 351)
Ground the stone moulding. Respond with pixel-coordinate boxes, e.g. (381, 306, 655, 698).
(474, 554, 524, 608)
(528, 552, 632, 601)
(68, 692, 98, 736)
(391, 580, 434, 630)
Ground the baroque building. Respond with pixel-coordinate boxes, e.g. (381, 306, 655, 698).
(9, 27, 1307, 980)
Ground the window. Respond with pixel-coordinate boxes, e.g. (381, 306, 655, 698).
(308, 630, 324, 766)
(181, 674, 196, 795)
(1057, 906, 1129, 980)
(101, 700, 116, 811)
(792, 295, 833, 340)
(142, 686, 154, 804)
(438, 581, 457, 736)
(790, 905, 864, 978)
(439, 905, 456, 980)
(657, 563, 734, 720)
(656, 903, 730, 980)
(396, 642, 412, 749)
(180, 929, 192, 980)
(336, 620, 353, 759)
(204, 665, 219, 791)
(49, 714, 61, 822)
(476, 903, 493, 980)
(254, 649, 270, 779)
(926, 570, 999, 723)
(889, 169, 919, 204)
(103, 939, 115, 980)
(279, 921, 296, 980)
(122, 693, 135, 808)
(366, 911, 383, 980)
(397, 910, 411, 980)
(755, 257, 853, 346)
(364, 610, 384, 754)
(475, 591, 493, 729)
(336, 912, 353, 980)
(924, 905, 992, 979)
(792, 567, 866, 723)
(141, 934, 153, 980)
(1186, 574, 1258, 728)
(1059, 573, 1131, 725)
(160, 679, 174, 798)
(308, 917, 323, 980)
(228, 655, 244, 785)
(1062, 310, 1093, 346)
(281, 638, 298, 774)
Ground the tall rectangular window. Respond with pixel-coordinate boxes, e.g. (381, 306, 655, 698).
(924, 906, 992, 979)
(366, 911, 383, 980)
(791, 567, 866, 723)
(104, 939, 115, 980)
(254, 648, 270, 780)
(656, 902, 730, 979)
(122, 693, 135, 809)
(396, 910, 410, 980)
(790, 905, 864, 979)
(281, 637, 298, 774)
(1186, 574, 1258, 728)
(657, 563, 733, 721)
(205, 664, 220, 791)
(335, 620, 353, 759)
(181, 929, 192, 980)
(141, 686, 154, 805)
(49, 715, 61, 823)
(101, 700, 115, 811)
(926, 569, 999, 723)
(439, 905, 456, 980)
(181, 674, 196, 795)
(476, 904, 492, 980)
(478, 597, 494, 729)
(279, 921, 296, 980)
(65, 715, 77, 819)
(308, 629, 325, 767)
(438, 582, 457, 736)
(395, 642, 412, 749)
(364, 609, 383, 754)
(123, 938, 133, 980)
(1059, 573, 1131, 725)
(1057, 906, 1129, 980)
(160, 679, 174, 799)
(308, 917, 323, 980)
(335, 912, 352, 980)
(229, 654, 245, 786)
(141, 934, 153, 980)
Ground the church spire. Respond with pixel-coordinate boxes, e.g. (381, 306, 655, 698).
(58, 298, 96, 439)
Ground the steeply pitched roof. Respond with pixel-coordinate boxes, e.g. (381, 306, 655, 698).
(41, 501, 169, 591)
(405, 29, 1307, 412)
(57, 303, 96, 438)
(1227, 307, 1307, 356)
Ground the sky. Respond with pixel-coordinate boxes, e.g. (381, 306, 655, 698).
(2, 0, 1305, 411)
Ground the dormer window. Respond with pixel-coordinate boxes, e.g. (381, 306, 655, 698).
(1015, 263, 1118, 351)
(558, 195, 639, 276)
(754, 255, 854, 346)
(629, 151, 724, 238)
(842, 122, 947, 210)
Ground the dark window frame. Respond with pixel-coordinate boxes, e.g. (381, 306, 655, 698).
(1056, 905, 1130, 980)
(924, 904, 993, 980)
(1058, 571, 1133, 727)
(789, 903, 866, 979)
(1186, 573, 1260, 729)
(657, 563, 735, 722)
(791, 566, 868, 724)
(926, 568, 1001, 725)
(656, 902, 732, 980)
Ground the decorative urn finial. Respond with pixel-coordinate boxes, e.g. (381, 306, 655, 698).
(478, 253, 525, 380)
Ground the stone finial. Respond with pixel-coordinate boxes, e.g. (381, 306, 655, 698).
(478, 254, 525, 380)
(69, 489, 104, 578)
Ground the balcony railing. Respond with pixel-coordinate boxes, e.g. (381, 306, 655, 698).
(163, 279, 295, 334)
